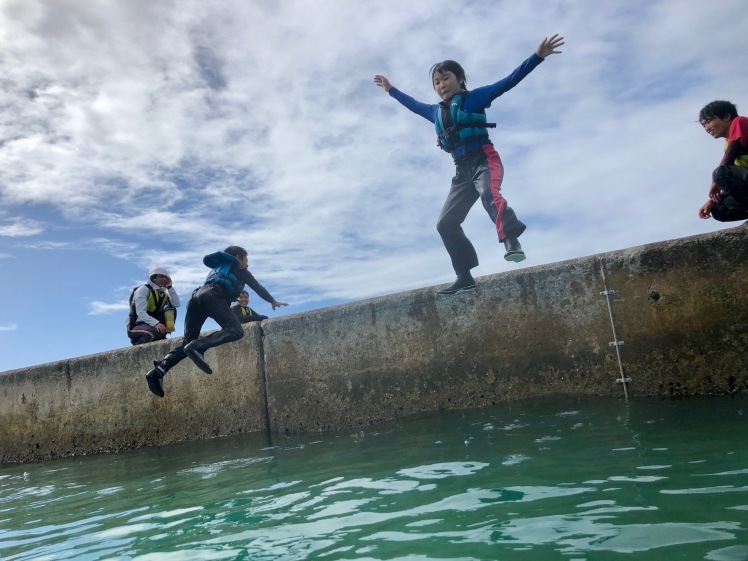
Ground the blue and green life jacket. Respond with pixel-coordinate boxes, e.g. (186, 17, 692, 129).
(128, 284, 168, 328)
(204, 261, 243, 300)
(435, 92, 496, 157)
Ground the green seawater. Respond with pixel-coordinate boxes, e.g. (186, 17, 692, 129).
(1, 396, 747, 560)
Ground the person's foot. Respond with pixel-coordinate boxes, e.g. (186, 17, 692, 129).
(184, 341, 213, 374)
(503, 236, 526, 262)
(146, 362, 166, 398)
(436, 274, 476, 295)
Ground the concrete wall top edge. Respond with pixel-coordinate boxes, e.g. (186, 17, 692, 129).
(0, 317, 265, 377)
(264, 227, 746, 333)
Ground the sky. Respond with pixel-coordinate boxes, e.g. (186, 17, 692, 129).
(0, 0, 745, 373)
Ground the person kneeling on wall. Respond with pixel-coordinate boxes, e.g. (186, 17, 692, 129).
(126, 267, 180, 346)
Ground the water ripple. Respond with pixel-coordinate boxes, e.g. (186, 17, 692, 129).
(1, 396, 746, 560)
(397, 462, 488, 480)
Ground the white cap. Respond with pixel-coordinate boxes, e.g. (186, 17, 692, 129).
(148, 266, 170, 280)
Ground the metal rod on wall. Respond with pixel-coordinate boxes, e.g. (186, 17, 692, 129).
(599, 261, 630, 400)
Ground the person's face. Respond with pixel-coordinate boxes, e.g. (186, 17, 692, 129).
(701, 115, 731, 139)
(433, 70, 462, 101)
(237, 293, 249, 307)
(152, 274, 171, 288)
(238, 255, 249, 269)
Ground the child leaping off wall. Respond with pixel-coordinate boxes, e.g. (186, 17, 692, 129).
(374, 34, 564, 295)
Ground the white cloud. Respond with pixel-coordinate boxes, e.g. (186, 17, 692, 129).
(88, 301, 129, 316)
(0, 324, 18, 331)
(0, 219, 44, 237)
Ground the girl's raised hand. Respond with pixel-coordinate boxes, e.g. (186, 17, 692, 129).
(536, 34, 564, 58)
(374, 74, 392, 92)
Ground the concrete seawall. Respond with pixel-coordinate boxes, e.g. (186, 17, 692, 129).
(2, 228, 747, 463)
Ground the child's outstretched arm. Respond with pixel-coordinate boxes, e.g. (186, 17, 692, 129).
(374, 75, 392, 92)
(374, 74, 438, 123)
(464, 34, 564, 111)
(536, 34, 564, 58)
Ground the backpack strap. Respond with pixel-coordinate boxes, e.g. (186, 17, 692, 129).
(128, 284, 167, 329)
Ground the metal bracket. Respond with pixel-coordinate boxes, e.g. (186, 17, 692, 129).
(616, 377, 632, 384)
(608, 341, 624, 347)
(600, 290, 617, 296)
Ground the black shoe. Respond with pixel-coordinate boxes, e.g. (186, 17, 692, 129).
(146, 362, 166, 398)
(503, 236, 526, 262)
(436, 274, 476, 295)
(184, 341, 213, 374)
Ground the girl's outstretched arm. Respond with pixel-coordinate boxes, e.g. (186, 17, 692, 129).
(464, 34, 564, 111)
(374, 74, 438, 123)
(536, 34, 564, 58)
(374, 75, 392, 92)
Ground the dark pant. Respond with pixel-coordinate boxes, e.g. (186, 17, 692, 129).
(127, 323, 166, 346)
(159, 284, 244, 372)
(711, 165, 748, 222)
(436, 147, 525, 275)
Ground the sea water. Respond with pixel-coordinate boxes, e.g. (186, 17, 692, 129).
(0, 396, 746, 560)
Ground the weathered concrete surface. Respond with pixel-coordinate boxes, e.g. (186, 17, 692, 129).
(2, 228, 747, 462)
(263, 228, 748, 433)
(0, 324, 266, 463)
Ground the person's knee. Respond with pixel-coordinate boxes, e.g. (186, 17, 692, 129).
(129, 327, 153, 346)
(436, 216, 457, 235)
(712, 165, 748, 190)
(226, 326, 244, 341)
(710, 205, 739, 223)
(133, 323, 169, 345)
(712, 165, 730, 187)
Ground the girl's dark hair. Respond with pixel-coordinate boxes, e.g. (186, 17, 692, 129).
(699, 100, 738, 123)
(224, 245, 248, 259)
(430, 60, 467, 91)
